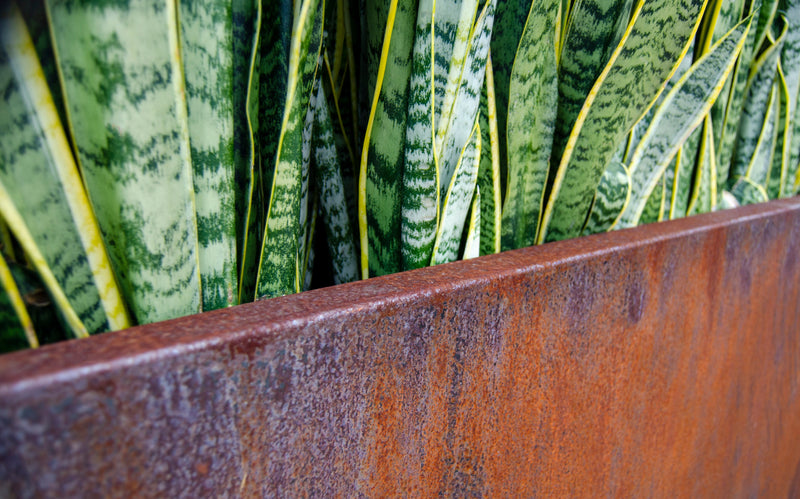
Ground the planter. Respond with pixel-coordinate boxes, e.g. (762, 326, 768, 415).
(1, 198, 800, 496)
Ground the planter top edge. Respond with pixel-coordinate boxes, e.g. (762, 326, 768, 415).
(1, 197, 798, 392)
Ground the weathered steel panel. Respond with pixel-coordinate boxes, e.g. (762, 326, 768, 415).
(1, 198, 800, 497)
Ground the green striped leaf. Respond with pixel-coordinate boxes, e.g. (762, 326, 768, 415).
(687, 116, 718, 215)
(490, 0, 533, 191)
(730, 21, 785, 183)
(358, 0, 417, 278)
(781, 0, 800, 196)
(553, 0, 634, 164)
(582, 160, 631, 235)
(539, 0, 707, 243)
(617, 18, 748, 228)
(715, 0, 763, 175)
(180, 0, 239, 310)
(639, 172, 666, 224)
(500, 0, 559, 250)
(743, 83, 780, 187)
(671, 130, 702, 218)
(431, 120, 481, 266)
(312, 82, 358, 285)
(255, 0, 324, 298)
(401, 0, 438, 270)
(477, 53, 501, 256)
(768, 61, 790, 198)
(1, 5, 130, 335)
(0, 249, 37, 351)
(435, 0, 480, 151)
(462, 187, 481, 260)
(234, 0, 263, 303)
(730, 176, 769, 204)
(47, 0, 201, 324)
(437, 0, 496, 208)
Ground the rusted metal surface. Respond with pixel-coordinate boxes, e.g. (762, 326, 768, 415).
(1, 198, 800, 497)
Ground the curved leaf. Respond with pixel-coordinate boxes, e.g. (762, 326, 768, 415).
(47, 0, 201, 324)
(539, 0, 708, 243)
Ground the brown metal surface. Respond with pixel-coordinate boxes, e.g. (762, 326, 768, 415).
(1, 199, 800, 497)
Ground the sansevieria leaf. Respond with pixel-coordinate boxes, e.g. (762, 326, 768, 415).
(617, 17, 748, 228)
(47, 0, 201, 324)
(255, 0, 324, 298)
(477, 53, 501, 255)
(553, 0, 634, 163)
(463, 187, 482, 260)
(180, 0, 239, 310)
(539, 0, 708, 243)
(0, 249, 37, 350)
(582, 160, 631, 235)
(500, 0, 559, 250)
(401, 0, 438, 270)
(1, 4, 129, 335)
(730, 175, 769, 204)
(312, 83, 358, 285)
(431, 120, 481, 266)
(730, 21, 785, 183)
(359, 0, 417, 278)
(687, 116, 718, 215)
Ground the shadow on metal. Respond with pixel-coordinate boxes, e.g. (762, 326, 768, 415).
(1, 198, 800, 497)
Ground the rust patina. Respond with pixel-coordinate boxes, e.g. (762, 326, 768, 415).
(1, 198, 799, 497)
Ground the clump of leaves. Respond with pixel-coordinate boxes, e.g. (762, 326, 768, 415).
(1, 0, 797, 350)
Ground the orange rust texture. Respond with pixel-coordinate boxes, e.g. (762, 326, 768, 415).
(1, 200, 799, 497)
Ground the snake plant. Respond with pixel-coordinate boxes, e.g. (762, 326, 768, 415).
(1, 0, 798, 352)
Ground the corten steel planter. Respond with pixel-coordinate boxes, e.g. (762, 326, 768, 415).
(1, 198, 800, 497)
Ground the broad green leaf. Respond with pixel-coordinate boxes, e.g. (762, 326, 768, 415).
(47, 0, 201, 324)
(730, 20, 785, 183)
(462, 187, 481, 260)
(312, 83, 358, 285)
(431, 120, 481, 266)
(553, 0, 634, 164)
(754, 0, 779, 55)
(0, 249, 37, 350)
(16, 0, 67, 128)
(582, 160, 631, 235)
(437, 0, 496, 206)
(235, 0, 263, 303)
(781, 0, 800, 196)
(671, 130, 702, 218)
(638, 172, 666, 224)
(539, 0, 708, 243)
(1, 5, 129, 335)
(743, 83, 780, 187)
(180, 0, 239, 310)
(617, 18, 748, 228)
(490, 0, 534, 191)
(687, 116, 717, 215)
(500, 0, 559, 250)
(401, 0, 438, 270)
(255, 0, 324, 298)
(477, 53, 502, 255)
(730, 176, 769, 204)
(768, 61, 790, 198)
(358, 0, 417, 278)
(697, 0, 745, 53)
(435, 0, 480, 151)
(715, 0, 763, 183)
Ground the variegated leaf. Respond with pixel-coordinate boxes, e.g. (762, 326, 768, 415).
(47, 0, 201, 324)
(359, 0, 417, 277)
(539, 0, 707, 243)
(1, 5, 130, 334)
(256, 0, 324, 298)
(500, 0, 559, 250)
(582, 160, 631, 235)
(617, 18, 748, 228)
